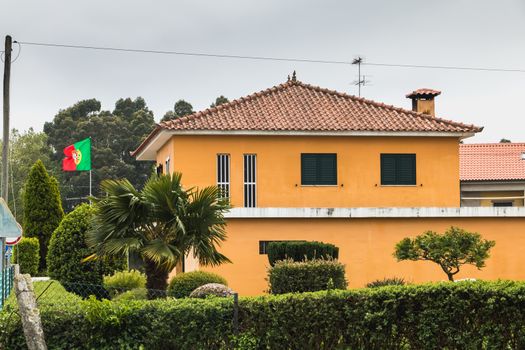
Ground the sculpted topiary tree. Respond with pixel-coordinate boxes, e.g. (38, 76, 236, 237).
(23, 160, 64, 272)
(47, 204, 124, 296)
(394, 226, 495, 281)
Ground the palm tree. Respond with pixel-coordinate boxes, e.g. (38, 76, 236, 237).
(86, 173, 230, 296)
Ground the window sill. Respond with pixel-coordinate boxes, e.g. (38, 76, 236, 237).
(300, 185, 339, 187)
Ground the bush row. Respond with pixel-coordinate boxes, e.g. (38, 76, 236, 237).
(12, 237, 40, 275)
(267, 241, 338, 266)
(268, 258, 347, 294)
(3, 281, 525, 349)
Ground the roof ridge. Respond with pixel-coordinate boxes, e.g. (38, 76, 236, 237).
(292, 80, 482, 132)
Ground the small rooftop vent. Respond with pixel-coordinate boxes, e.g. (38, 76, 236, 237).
(521, 152, 525, 160)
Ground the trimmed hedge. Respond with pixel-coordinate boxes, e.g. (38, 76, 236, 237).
(47, 204, 124, 297)
(3, 281, 525, 349)
(12, 237, 40, 275)
(267, 241, 339, 266)
(268, 259, 347, 294)
(167, 271, 228, 298)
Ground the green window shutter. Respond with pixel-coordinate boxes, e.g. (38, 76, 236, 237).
(381, 154, 416, 185)
(380, 155, 396, 185)
(301, 154, 337, 185)
(396, 154, 416, 185)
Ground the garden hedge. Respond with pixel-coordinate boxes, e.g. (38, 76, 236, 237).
(47, 204, 124, 297)
(12, 237, 40, 275)
(268, 258, 347, 294)
(267, 241, 339, 266)
(3, 281, 525, 349)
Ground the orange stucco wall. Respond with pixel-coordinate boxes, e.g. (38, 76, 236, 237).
(200, 217, 525, 295)
(156, 135, 461, 207)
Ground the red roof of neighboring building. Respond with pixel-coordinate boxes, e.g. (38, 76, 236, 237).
(406, 88, 442, 98)
(133, 79, 481, 157)
(460, 143, 525, 181)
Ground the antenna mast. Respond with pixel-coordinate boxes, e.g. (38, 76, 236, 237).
(352, 57, 370, 97)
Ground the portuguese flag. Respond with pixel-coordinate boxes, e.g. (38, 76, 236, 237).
(63, 138, 91, 171)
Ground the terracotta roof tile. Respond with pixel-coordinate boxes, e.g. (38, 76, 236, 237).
(160, 80, 480, 133)
(133, 80, 482, 157)
(460, 143, 525, 181)
(406, 88, 442, 98)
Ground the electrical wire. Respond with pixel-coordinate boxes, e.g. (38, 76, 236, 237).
(15, 40, 525, 74)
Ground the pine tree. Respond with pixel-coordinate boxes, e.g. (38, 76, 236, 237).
(23, 160, 64, 272)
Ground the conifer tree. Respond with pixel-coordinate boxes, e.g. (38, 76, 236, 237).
(23, 160, 64, 272)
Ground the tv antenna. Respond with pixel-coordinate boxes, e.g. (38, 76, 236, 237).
(351, 56, 371, 97)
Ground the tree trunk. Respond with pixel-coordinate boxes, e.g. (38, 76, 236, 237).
(447, 273, 454, 282)
(144, 258, 169, 299)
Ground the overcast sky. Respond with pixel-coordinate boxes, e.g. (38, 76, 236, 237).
(2, 0, 524, 143)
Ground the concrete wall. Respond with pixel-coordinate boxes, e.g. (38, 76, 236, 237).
(157, 135, 461, 207)
(200, 215, 525, 295)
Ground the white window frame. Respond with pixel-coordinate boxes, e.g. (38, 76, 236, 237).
(217, 154, 230, 200)
(244, 154, 257, 207)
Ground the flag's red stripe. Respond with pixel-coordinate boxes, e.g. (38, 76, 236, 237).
(62, 144, 77, 171)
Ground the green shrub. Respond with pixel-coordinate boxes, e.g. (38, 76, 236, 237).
(267, 241, 339, 266)
(189, 283, 234, 298)
(47, 204, 124, 297)
(103, 270, 146, 296)
(22, 160, 64, 272)
(167, 271, 227, 298)
(268, 258, 347, 294)
(3, 281, 525, 349)
(112, 288, 148, 301)
(366, 277, 407, 288)
(12, 237, 40, 275)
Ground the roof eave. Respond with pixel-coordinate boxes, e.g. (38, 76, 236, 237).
(133, 129, 478, 161)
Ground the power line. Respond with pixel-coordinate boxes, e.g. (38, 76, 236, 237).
(16, 41, 351, 65)
(16, 40, 525, 74)
(364, 62, 525, 73)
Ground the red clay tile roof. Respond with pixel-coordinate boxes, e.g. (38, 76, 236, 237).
(133, 80, 481, 157)
(460, 143, 525, 181)
(406, 88, 441, 98)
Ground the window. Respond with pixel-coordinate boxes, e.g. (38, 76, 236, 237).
(217, 154, 230, 199)
(244, 154, 257, 207)
(301, 153, 337, 185)
(165, 156, 171, 174)
(493, 201, 513, 207)
(380, 154, 416, 185)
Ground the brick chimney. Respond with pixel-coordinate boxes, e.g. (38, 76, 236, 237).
(406, 89, 441, 117)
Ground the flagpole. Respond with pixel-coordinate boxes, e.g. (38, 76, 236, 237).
(89, 170, 92, 197)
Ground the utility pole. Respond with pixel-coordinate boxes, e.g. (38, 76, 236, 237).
(3, 35, 11, 202)
(2, 35, 12, 272)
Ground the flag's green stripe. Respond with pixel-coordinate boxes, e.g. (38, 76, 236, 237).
(74, 138, 91, 171)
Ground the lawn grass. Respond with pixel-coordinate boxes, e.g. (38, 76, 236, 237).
(2, 280, 82, 311)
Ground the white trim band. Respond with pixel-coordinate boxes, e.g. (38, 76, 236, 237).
(225, 207, 525, 218)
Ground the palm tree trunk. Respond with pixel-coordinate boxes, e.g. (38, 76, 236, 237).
(144, 258, 169, 299)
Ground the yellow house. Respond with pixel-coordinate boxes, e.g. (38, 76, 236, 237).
(133, 77, 525, 295)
